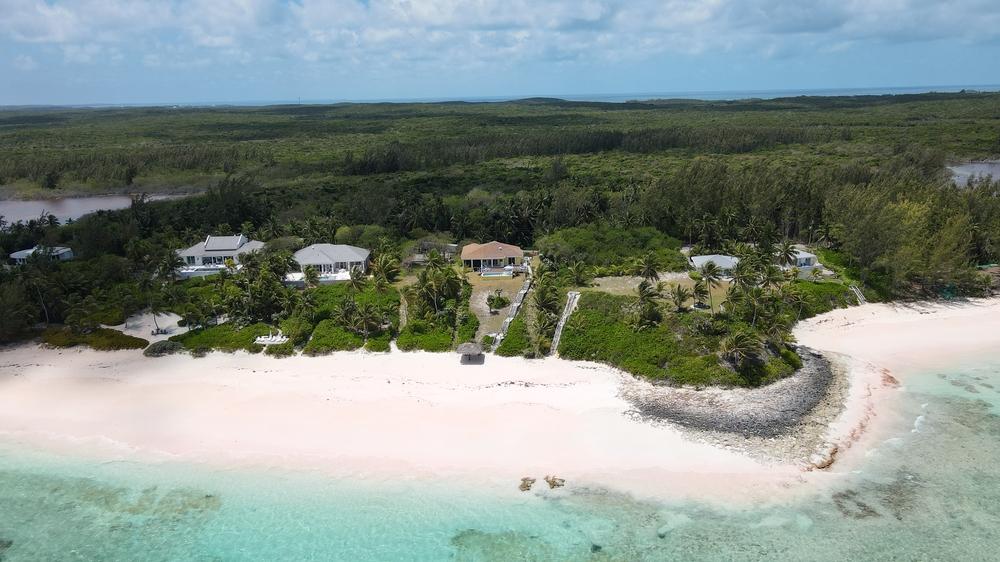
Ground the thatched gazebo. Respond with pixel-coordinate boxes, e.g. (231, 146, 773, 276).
(456, 342, 484, 364)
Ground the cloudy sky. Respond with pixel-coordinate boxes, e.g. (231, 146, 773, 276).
(2, 0, 999, 105)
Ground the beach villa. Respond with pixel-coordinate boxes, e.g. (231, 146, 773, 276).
(287, 243, 371, 284)
(176, 234, 264, 278)
(784, 248, 825, 278)
(461, 241, 525, 272)
(9, 245, 75, 265)
(689, 254, 740, 277)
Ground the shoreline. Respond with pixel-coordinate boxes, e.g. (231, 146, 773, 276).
(1, 298, 998, 504)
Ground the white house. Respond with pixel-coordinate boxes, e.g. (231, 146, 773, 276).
(176, 234, 264, 278)
(287, 243, 371, 284)
(689, 254, 739, 277)
(791, 249, 819, 268)
(784, 248, 825, 278)
(9, 245, 74, 265)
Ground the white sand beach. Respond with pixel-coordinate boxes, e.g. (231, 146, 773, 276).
(0, 345, 798, 503)
(2, 298, 999, 504)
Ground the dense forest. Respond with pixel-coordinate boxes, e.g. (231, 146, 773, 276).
(1, 92, 999, 349)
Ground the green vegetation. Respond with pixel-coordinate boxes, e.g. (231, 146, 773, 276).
(169, 323, 270, 353)
(303, 320, 363, 355)
(396, 320, 454, 352)
(143, 340, 185, 357)
(537, 224, 686, 271)
(494, 315, 530, 357)
(3, 94, 999, 387)
(42, 327, 149, 351)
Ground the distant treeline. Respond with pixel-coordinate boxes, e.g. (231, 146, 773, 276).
(342, 125, 848, 174)
(0, 144, 271, 187)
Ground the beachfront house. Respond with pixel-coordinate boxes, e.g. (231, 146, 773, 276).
(689, 254, 739, 277)
(791, 249, 819, 268)
(783, 248, 825, 278)
(461, 241, 524, 272)
(176, 234, 264, 278)
(9, 245, 75, 265)
(288, 244, 371, 284)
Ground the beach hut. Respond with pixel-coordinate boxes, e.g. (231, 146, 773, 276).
(456, 342, 484, 364)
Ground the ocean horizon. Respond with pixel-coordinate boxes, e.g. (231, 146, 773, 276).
(3, 84, 998, 110)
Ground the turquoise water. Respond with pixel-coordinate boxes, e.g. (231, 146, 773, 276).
(2, 358, 1000, 560)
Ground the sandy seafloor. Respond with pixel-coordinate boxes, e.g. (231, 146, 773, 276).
(1, 300, 1000, 560)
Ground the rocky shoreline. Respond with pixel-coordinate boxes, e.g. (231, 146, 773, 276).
(620, 348, 852, 463)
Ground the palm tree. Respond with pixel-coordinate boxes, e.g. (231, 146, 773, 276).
(729, 260, 757, 291)
(303, 266, 320, 288)
(566, 261, 592, 287)
(347, 267, 368, 293)
(354, 302, 381, 340)
(719, 331, 763, 371)
(692, 280, 709, 308)
(372, 253, 400, 283)
(635, 252, 660, 281)
(635, 279, 659, 306)
(776, 240, 797, 268)
(762, 265, 786, 290)
(425, 249, 446, 271)
(698, 262, 722, 313)
(669, 284, 693, 312)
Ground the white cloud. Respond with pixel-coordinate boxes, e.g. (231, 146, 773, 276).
(0, 0, 998, 72)
(12, 53, 37, 70)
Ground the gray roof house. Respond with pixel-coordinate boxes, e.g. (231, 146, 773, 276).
(9, 245, 74, 265)
(176, 234, 264, 278)
(689, 254, 740, 276)
(288, 244, 371, 284)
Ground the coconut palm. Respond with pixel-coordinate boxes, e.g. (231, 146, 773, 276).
(635, 279, 659, 306)
(669, 284, 693, 312)
(303, 265, 320, 288)
(566, 261, 592, 287)
(372, 253, 400, 283)
(698, 262, 722, 313)
(692, 280, 709, 308)
(719, 331, 763, 371)
(729, 260, 757, 290)
(347, 266, 368, 293)
(634, 252, 660, 282)
(776, 240, 797, 268)
(762, 265, 786, 290)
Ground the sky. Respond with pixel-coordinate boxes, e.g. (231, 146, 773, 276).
(1, 0, 999, 105)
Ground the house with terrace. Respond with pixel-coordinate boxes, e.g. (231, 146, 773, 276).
(461, 241, 525, 274)
(287, 243, 371, 285)
(784, 248, 825, 278)
(176, 234, 264, 278)
(9, 245, 74, 265)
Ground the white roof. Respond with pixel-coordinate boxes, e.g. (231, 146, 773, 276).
(9, 245, 72, 260)
(178, 234, 263, 258)
(294, 244, 370, 266)
(690, 254, 740, 271)
(793, 249, 817, 259)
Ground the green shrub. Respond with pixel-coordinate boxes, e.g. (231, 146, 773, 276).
(495, 315, 530, 357)
(455, 310, 479, 344)
(265, 342, 296, 357)
(311, 284, 400, 327)
(303, 320, 363, 355)
(537, 224, 686, 270)
(791, 280, 855, 318)
(481, 334, 495, 347)
(169, 322, 272, 352)
(280, 315, 314, 346)
(42, 327, 149, 351)
(144, 340, 185, 357)
(365, 333, 392, 352)
(396, 320, 453, 352)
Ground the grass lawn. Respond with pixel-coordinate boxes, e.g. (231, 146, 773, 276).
(591, 273, 731, 312)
